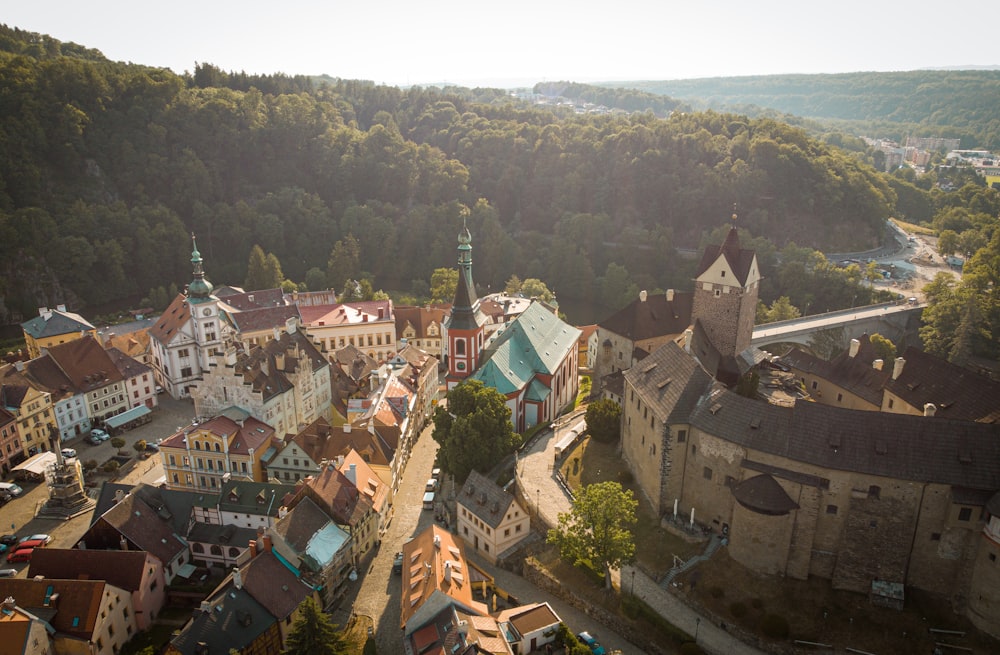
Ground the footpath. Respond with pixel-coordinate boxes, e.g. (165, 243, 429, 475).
(518, 418, 767, 655)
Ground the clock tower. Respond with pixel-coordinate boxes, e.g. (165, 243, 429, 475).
(444, 217, 487, 388)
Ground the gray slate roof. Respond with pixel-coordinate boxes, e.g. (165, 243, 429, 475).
(458, 470, 517, 529)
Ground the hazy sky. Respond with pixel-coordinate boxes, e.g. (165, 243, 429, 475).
(5, 1, 997, 87)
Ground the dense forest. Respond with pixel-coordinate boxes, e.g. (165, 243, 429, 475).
(577, 71, 1000, 150)
(0, 24, 997, 362)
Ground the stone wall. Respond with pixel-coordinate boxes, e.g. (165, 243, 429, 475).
(522, 558, 671, 655)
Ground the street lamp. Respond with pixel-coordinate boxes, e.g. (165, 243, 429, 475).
(630, 569, 636, 597)
(536, 489, 540, 519)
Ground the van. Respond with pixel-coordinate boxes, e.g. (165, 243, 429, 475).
(6, 548, 33, 563)
(0, 483, 23, 498)
(422, 491, 436, 510)
(425, 478, 439, 492)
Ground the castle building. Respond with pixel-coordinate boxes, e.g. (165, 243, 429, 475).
(617, 226, 1000, 638)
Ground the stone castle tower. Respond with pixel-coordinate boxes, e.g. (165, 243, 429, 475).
(690, 215, 760, 359)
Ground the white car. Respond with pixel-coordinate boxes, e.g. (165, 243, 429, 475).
(60, 448, 77, 459)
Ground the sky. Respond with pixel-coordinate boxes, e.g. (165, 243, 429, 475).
(5, 1, 997, 88)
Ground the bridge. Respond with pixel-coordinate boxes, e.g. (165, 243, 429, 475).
(751, 301, 924, 351)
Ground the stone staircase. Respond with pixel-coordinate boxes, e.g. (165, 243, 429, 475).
(661, 533, 726, 588)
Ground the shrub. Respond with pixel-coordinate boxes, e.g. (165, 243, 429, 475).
(760, 613, 790, 639)
(103, 460, 121, 474)
(710, 586, 724, 599)
(110, 437, 126, 451)
(729, 601, 748, 618)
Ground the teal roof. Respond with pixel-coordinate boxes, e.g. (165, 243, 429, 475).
(472, 302, 581, 396)
(526, 378, 550, 402)
(21, 309, 95, 339)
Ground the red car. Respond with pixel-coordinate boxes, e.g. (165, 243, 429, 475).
(6, 547, 34, 563)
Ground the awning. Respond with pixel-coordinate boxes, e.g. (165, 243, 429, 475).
(105, 405, 151, 429)
(175, 563, 197, 579)
(12, 451, 57, 476)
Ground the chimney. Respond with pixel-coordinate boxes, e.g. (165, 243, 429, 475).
(14, 361, 24, 372)
(433, 534, 441, 549)
(275, 352, 286, 371)
(248, 539, 257, 559)
(273, 327, 281, 342)
(285, 317, 297, 334)
(232, 567, 242, 590)
(335, 454, 345, 468)
(199, 601, 211, 614)
(343, 423, 352, 433)
(346, 463, 357, 486)
(56, 304, 66, 312)
(120, 536, 128, 551)
(872, 359, 883, 371)
(444, 560, 452, 582)
(2, 597, 15, 611)
(262, 533, 272, 553)
(639, 290, 647, 303)
(924, 403, 937, 417)
(683, 328, 693, 353)
(38, 306, 50, 318)
(114, 489, 126, 503)
(849, 339, 861, 358)
(892, 357, 906, 380)
(666, 289, 674, 302)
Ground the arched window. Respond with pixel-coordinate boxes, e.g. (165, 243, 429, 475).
(229, 547, 240, 557)
(192, 543, 205, 553)
(215, 443, 221, 452)
(210, 545, 223, 556)
(454, 339, 466, 356)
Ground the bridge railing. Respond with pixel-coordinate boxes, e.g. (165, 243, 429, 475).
(753, 300, 910, 333)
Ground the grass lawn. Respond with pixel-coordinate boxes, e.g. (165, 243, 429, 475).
(558, 436, 700, 578)
(890, 217, 935, 235)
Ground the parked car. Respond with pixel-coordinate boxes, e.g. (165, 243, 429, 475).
(431, 467, 441, 480)
(0, 535, 18, 547)
(577, 631, 606, 655)
(91, 429, 110, 441)
(425, 478, 439, 492)
(6, 548, 34, 563)
(16, 539, 47, 551)
(61, 448, 77, 459)
(19, 534, 52, 545)
(145, 442, 160, 452)
(0, 568, 17, 577)
(392, 551, 404, 575)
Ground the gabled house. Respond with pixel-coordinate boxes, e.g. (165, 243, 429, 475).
(336, 449, 390, 536)
(298, 300, 396, 363)
(82, 485, 193, 584)
(20, 352, 92, 444)
(43, 336, 129, 425)
(456, 470, 530, 563)
(0, 365, 57, 458)
(191, 320, 331, 438)
(0, 407, 18, 475)
(159, 408, 278, 492)
(289, 462, 378, 565)
(400, 524, 489, 631)
(0, 595, 52, 655)
(29, 548, 167, 630)
(269, 418, 395, 488)
(0, 577, 136, 655)
(782, 334, 888, 410)
(214, 480, 296, 530)
(270, 496, 352, 609)
(105, 346, 158, 411)
(394, 304, 447, 359)
(496, 602, 562, 654)
(405, 604, 514, 655)
(21, 305, 97, 359)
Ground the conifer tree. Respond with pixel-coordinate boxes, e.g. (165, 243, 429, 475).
(282, 597, 347, 655)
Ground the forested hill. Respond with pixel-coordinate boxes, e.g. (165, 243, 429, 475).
(0, 24, 898, 322)
(580, 71, 1000, 149)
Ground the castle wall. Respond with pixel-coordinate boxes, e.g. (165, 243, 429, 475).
(620, 387, 667, 515)
(729, 500, 794, 576)
(968, 534, 1000, 638)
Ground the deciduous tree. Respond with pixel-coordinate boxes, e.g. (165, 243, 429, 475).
(432, 380, 519, 483)
(585, 399, 622, 443)
(547, 481, 637, 590)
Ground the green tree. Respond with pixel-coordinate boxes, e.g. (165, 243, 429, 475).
(547, 481, 637, 590)
(937, 229, 960, 257)
(110, 437, 126, 452)
(245, 245, 282, 290)
(430, 267, 459, 304)
(326, 235, 360, 292)
(504, 275, 523, 295)
(431, 380, 519, 483)
(282, 596, 347, 655)
(757, 296, 801, 324)
(868, 333, 897, 363)
(520, 278, 556, 302)
(585, 399, 622, 443)
(133, 440, 147, 455)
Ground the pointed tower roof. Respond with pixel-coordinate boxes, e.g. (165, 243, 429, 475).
(696, 210, 757, 285)
(446, 216, 487, 331)
(186, 233, 214, 302)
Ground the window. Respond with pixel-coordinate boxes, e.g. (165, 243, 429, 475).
(811, 380, 818, 390)
(959, 507, 973, 521)
(837, 393, 843, 402)
(714, 289, 721, 297)
(181, 367, 193, 378)
(504, 528, 510, 537)
(516, 524, 522, 533)
(826, 505, 838, 515)
(990, 553, 996, 562)
(888, 398, 894, 409)
(454, 340, 465, 356)
(868, 485, 880, 500)
(178, 348, 189, 358)
(677, 429, 687, 443)
(703, 467, 713, 480)
(931, 533, 941, 541)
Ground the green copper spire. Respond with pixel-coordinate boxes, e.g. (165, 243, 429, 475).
(187, 233, 214, 300)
